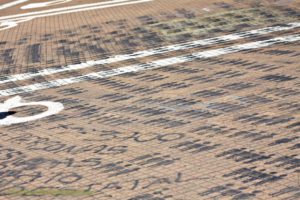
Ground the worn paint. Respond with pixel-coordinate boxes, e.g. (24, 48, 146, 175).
(0, 22, 299, 84)
(0, 33, 299, 97)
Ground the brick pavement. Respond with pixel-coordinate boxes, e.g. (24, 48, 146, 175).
(0, 0, 299, 199)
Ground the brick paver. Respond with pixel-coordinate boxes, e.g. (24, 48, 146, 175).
(0, 0, 299, 199)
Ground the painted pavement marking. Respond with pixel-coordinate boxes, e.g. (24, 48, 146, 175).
(0, 96, 64, 126)
(21, 0, 72, 10)
(0, 0, 152, 31)
(0, 0, 146, 19)
(0, 22, 299, 85)
(0, 0, 28, 10)
(0, 33, 299, 97)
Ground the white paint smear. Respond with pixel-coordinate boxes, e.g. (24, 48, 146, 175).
(0, 0, 152, 31)
(0, 22, 299, 84)
(0, 33, 299, 97)
(21, 0, 72, 9)
(0, 0, 28, 10)
(0, 96, 64, 126)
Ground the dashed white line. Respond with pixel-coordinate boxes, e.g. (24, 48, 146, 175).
(0, 33, 299, 97)
(0, 22, 299, 84)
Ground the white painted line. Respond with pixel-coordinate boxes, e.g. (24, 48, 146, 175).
(0, 0, 28, 10)
(0, 0, 139, 19)
(0, 0, 152, 31)
(0, 22, 299, 84)
(21, 0, 72, 10)
(0, 33, 299, 97)
(0, 96, 64, 126)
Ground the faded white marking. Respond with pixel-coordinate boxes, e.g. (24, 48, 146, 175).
(21, 0, 72, 9)
(0, 0, 28, 10)
(0, 34, 299, 97)
(0, 22, 299, 84)
(0, 0, 152, 31)
(0, 96, 64, 126)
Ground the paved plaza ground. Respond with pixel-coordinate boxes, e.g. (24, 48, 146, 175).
(0, 0, 299, 199)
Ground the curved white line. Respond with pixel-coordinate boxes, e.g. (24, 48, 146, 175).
(0, 96, 64, 126)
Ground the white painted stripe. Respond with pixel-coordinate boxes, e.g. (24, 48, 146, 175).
(0, 0, 28, 10)
(0, 0, 146, 20)
(21, 0, 72, 10)
(0, 22, 299, 84)
(0, 0, 152, 31)
(0, 34, 299, 97)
